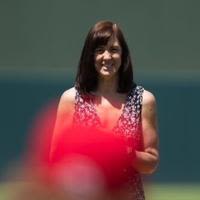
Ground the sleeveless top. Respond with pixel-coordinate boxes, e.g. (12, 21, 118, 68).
(73, 85, 145, 200)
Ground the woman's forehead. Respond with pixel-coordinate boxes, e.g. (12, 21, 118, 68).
(107, 37, 121, 47)
(101, 36, 120, 47)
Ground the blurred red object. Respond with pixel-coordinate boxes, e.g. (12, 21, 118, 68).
(25, 101, 136, 193)
(50, 126, 133, 190)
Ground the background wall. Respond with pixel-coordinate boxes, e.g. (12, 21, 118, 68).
(0, 0, 200, 183)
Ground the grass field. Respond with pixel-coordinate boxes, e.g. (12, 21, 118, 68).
(148, 183, 200, 200)
(0, 182, 200, 200)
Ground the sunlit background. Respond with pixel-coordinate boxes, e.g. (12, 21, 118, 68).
(0, 0, 200, 199)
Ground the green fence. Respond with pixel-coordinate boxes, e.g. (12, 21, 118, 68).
(0, 74, 199, 183)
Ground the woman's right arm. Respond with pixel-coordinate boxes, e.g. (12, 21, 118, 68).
(49, 87, 76, 160)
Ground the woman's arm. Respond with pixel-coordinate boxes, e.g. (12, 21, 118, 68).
(133, 90, 159, 174)
(49, 88, 76, 160)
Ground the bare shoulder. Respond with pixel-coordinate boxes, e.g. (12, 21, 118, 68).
(57, 87, 76, 113)
(141, 89, 157, 119)
(60, 87, 76, 104)
(142, 89, 157, 107)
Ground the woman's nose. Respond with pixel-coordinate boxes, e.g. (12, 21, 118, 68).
(103, 50, 112, 59)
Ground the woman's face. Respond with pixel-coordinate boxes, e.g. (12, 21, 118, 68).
(94, 37, 122, 79)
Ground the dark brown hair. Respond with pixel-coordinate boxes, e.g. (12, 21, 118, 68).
(75, 20, 135, 94)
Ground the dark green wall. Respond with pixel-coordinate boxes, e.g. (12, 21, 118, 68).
(1, 0, 200, 71)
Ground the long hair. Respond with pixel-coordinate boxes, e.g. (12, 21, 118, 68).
(75, 21, 135, 94)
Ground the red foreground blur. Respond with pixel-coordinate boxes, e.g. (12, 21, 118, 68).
(22, 101, 137, 199)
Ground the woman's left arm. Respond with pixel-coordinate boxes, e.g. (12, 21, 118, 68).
(133, 90, 159, 174)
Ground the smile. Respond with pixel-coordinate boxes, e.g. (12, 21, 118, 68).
(102, 63, 113, 68)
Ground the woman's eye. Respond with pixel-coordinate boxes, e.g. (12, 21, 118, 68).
(95, 48, 104, 54)
(111, 48, 120, 53)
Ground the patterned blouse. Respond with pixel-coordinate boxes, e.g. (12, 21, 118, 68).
(73, 85, 145, 200)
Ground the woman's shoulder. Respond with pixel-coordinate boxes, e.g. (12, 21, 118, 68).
(57, 87, 76, 113)
(142, 89, 157, 111)
(60, 87, 76, 104)
(134, 85, 156, 104)
(143, 89, 156, 103)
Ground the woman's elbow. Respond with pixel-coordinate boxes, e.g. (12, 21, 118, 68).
(142, 155, 159, 175)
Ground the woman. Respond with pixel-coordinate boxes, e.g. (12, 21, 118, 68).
(51, 21, 159, 200)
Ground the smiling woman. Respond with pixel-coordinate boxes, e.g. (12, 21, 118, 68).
(50, 21, 159, 200)
(94, 37, 122, 78)
(75, 21, 134, 94)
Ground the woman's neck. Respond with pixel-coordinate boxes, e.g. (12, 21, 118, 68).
(96, 76, 118, 96)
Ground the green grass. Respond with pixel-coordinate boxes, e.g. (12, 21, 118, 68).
(0, 182, 200, 200)
(148, 183, 200, 200)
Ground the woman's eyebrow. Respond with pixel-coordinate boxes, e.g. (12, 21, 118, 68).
(96, 45, 105, 48)
(110, 43, 119, 46)
(111, 45, 121, 48)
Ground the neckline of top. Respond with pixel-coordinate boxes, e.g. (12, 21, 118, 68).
(88, 85, 137, 131)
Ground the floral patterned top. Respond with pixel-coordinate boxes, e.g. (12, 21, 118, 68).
(73, 85, 145, 200)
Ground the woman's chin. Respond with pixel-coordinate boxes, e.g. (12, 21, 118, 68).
(98, 70, 117, 79)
